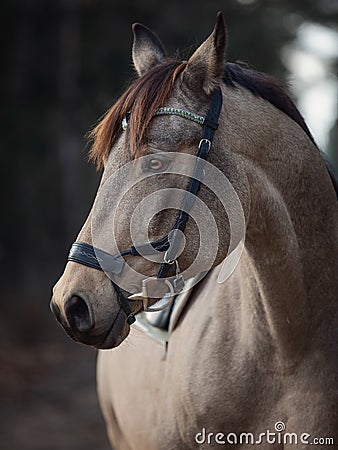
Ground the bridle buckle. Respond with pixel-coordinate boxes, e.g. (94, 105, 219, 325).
(127, 269, 185, 312)
(129, 277, 175, 312)
(198, 138, 211, 151)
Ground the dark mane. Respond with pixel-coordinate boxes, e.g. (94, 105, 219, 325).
(223, 63, 338, 197)
(223, 62, 317, 146)
(89, 60, 186, 168)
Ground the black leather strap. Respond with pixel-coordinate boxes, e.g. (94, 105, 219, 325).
(202, 87, 223, 139)
(157, 88, 223, 278)
(171, 87, 223, 233)
(111, 282, 136, 325)
(69, 242, 125, 274)
(68, 242, 135, 324)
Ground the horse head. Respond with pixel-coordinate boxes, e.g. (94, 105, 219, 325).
(51, 13, 249, 348)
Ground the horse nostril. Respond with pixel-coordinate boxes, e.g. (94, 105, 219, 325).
(65, 295, 94, 333)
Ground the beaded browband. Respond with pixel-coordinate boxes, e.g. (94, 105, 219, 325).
(154, 107, 205, 125)
(122, 108, 206, 130)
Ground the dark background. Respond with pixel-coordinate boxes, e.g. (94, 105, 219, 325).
(1, 1, 337, 449)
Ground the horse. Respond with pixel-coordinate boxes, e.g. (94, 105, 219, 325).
(51, 12, 338, 449)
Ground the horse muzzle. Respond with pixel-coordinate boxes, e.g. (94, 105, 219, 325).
(50, 291, 131, 349)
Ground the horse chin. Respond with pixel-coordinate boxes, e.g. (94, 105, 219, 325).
(95, 309, 131, 349)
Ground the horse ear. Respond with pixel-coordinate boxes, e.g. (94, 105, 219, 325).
(132, 23, 166, 77)
(182, 12, 226, 94)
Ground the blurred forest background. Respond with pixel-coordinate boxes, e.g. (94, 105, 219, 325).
(0, 1, 337, 449)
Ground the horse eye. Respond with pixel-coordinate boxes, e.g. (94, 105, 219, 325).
(149, 158, 164, 170)
(143, 157, 169, 173)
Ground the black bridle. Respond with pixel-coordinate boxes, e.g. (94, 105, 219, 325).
(68, 88, 223, 325)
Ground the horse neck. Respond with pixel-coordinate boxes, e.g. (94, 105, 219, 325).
(217, 88, 338, 360)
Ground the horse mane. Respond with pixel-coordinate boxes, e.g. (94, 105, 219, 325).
(223, 62, 317, 147)
(88, 60, 186, 168)
(89, 60, 318, 169)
